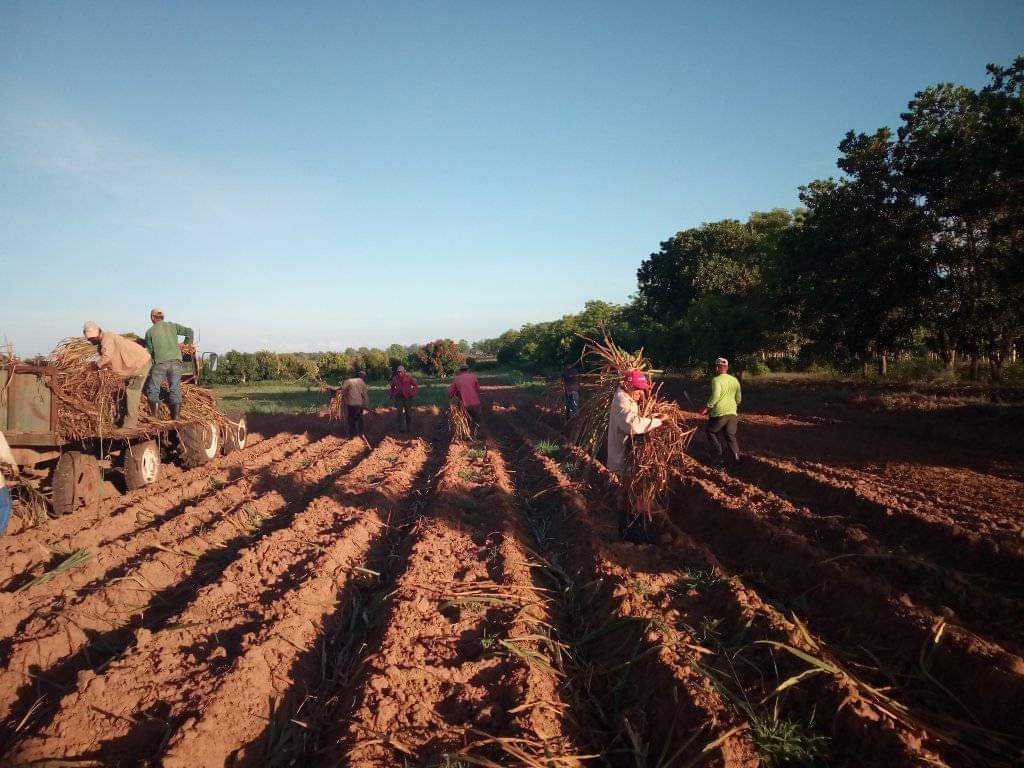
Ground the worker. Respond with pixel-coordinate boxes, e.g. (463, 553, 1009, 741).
(448, 363, 482, 437)
(83, 321, 153, 428)
(337, 370, 371, 436)
(607, 369, 663, 541)
(389, 365, 419, 433)
(700, 357, 742, 466)
(562, 364, 581, 420)
(144, 308, 193, 420)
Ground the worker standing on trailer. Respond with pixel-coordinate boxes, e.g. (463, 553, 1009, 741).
(83, 321, 153, 428)
(562, 364, 581, 421)
(340, 370, 371, 436)
(144, 308, 193, 420)
(607, 369, 663, 540)
(448, 363, 483, 437)
(700, 357, 742, 467)
(389, 365, 419, 433)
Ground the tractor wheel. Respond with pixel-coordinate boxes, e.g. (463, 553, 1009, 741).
(221, 413, 247, 455)
(178, 421, 220, 468)
(124, 440, 162, 490)
(52, 452, 101, 517)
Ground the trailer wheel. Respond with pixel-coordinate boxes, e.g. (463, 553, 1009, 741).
(124, 440, 161, 490)
(52, 452, 101, 516)
(179, 422, 219, 467)
(221, 413, 247, 454)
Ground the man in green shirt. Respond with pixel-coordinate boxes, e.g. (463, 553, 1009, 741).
(700, 357, 742, 465)
(144, 307, 194, 420)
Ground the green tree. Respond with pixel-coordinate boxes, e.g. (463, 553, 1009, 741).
(417, 339, 465, 376)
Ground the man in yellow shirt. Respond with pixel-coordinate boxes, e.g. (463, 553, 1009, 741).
(700, 357, 741, 466)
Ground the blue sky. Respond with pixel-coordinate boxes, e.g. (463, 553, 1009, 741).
(2, 1, 1021, 355)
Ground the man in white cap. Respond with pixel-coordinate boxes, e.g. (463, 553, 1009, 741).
(389, 365, 419, 433)
(700, 357, 742, 466)
(83, 321, 153, 428)
(144, 308, 193, 420)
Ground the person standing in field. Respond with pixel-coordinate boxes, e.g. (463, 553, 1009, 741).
(607, 369, 663, 541)
(340, 370, 371, 437)
(390, 365, 419, 433)
(448, 363, 482, 437)
(562, 364, 581, 420)
(83, 321, 153, 428)
(701, 357, 742, 466)
(144, 308, 193, 420)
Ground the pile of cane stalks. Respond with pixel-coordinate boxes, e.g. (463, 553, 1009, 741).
(571, 333, 698, 519)
(47, 338, 228, 440)
(448, 403, 473, 442)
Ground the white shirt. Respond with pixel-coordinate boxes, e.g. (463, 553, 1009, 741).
(606, 388, 662, 474)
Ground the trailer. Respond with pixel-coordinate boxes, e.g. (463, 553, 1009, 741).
(0, 352, 246, 518)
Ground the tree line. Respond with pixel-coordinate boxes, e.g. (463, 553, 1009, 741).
(205, 339, 481, 385)
(481, 56, 1024, 381)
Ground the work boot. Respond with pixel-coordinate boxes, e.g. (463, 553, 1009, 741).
(148, 400, 160, 419)
(169, 403, 180, 421)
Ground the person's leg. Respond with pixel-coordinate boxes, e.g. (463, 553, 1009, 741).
(346, 406, 357, 436)
(723, 415, 740, 461)
(145, 362, 165, 414)
(356, 407, 365, 435)
(468, 405, 481, 437)
(705, 416, 726, 461)
(167, 362, 183, 419)
(123, 361, 151, 428)
(403, 400, 412, 431)
(569, 391, 580, 419)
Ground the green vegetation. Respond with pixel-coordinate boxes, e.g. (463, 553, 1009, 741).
(214, 370, 543, 414)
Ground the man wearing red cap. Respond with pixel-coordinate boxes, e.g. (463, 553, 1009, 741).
(607, 370, 663, 539)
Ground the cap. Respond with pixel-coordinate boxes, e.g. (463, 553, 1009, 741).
(624, 370, 651, 391)
(459, 363, 469, 371)
(397, 365, 406, 373)
(82, 321, 100, 338)
(715, 357, 729, 366)
(150, 307, 164, 317)
(358, 370, 367, 377)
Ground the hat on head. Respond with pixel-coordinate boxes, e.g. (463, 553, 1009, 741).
(715, 357, 729, 366)
(82, 321, 100, 338)
(459, 363, 469, 371)
(624, 370, 651, 391)
(358, 370, 367, 378)
(397, 365, 406, 373)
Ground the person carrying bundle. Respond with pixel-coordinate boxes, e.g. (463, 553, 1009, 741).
(144, 308, 193, 420)
(607, 369, 663, 541)
(700, 357, 741, 467)
(325, 370, 371, 436)
(448, 363, 482, 437)
(389, 365, 419, 433)
(83, 321, 153, 428)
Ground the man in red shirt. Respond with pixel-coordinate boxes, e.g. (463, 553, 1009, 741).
(448, 363, 482, 437)
(389, 365, 419, 433)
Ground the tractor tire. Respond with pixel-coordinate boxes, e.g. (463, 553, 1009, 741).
(178, 421, 220, 468)
(221, 413, 247, 455)
(52, 452, 101, 517)
(124, 440, 162, 490)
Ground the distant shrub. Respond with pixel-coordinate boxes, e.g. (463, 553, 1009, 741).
(749, 362, 771, 376)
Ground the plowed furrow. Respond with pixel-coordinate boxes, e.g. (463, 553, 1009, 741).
(0, 431, 302, 593)
(499, 413, 759, 768)
(730, 452, 1024, 601)
(518, 412, 957, 766)
(8, 435, 428, 767)
(668, 456, 1024, 749)
(338, 438, 582, 767)
(0, 435, 368, 757)
(690, 454, 1024, 652)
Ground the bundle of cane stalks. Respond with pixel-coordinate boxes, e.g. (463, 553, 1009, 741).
(572, 332, 698, 519)
(448, 403, 473, 442)
(47, 338, 228, 440)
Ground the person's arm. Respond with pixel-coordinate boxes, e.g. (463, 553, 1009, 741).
(473, 376, 481, 397)
(145, 329, 155, 358)
(702, 377, 722, 415)
(95, 336, 114, 369)
(448, 381, 458, 399)
(175, 324, 194, 345)
(411, 378, 419, 397)
(735, 379, 742, 407)
(389, 377, 399, 397)
(615, 392, 661, 435)
(362, 381, 371, 407)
